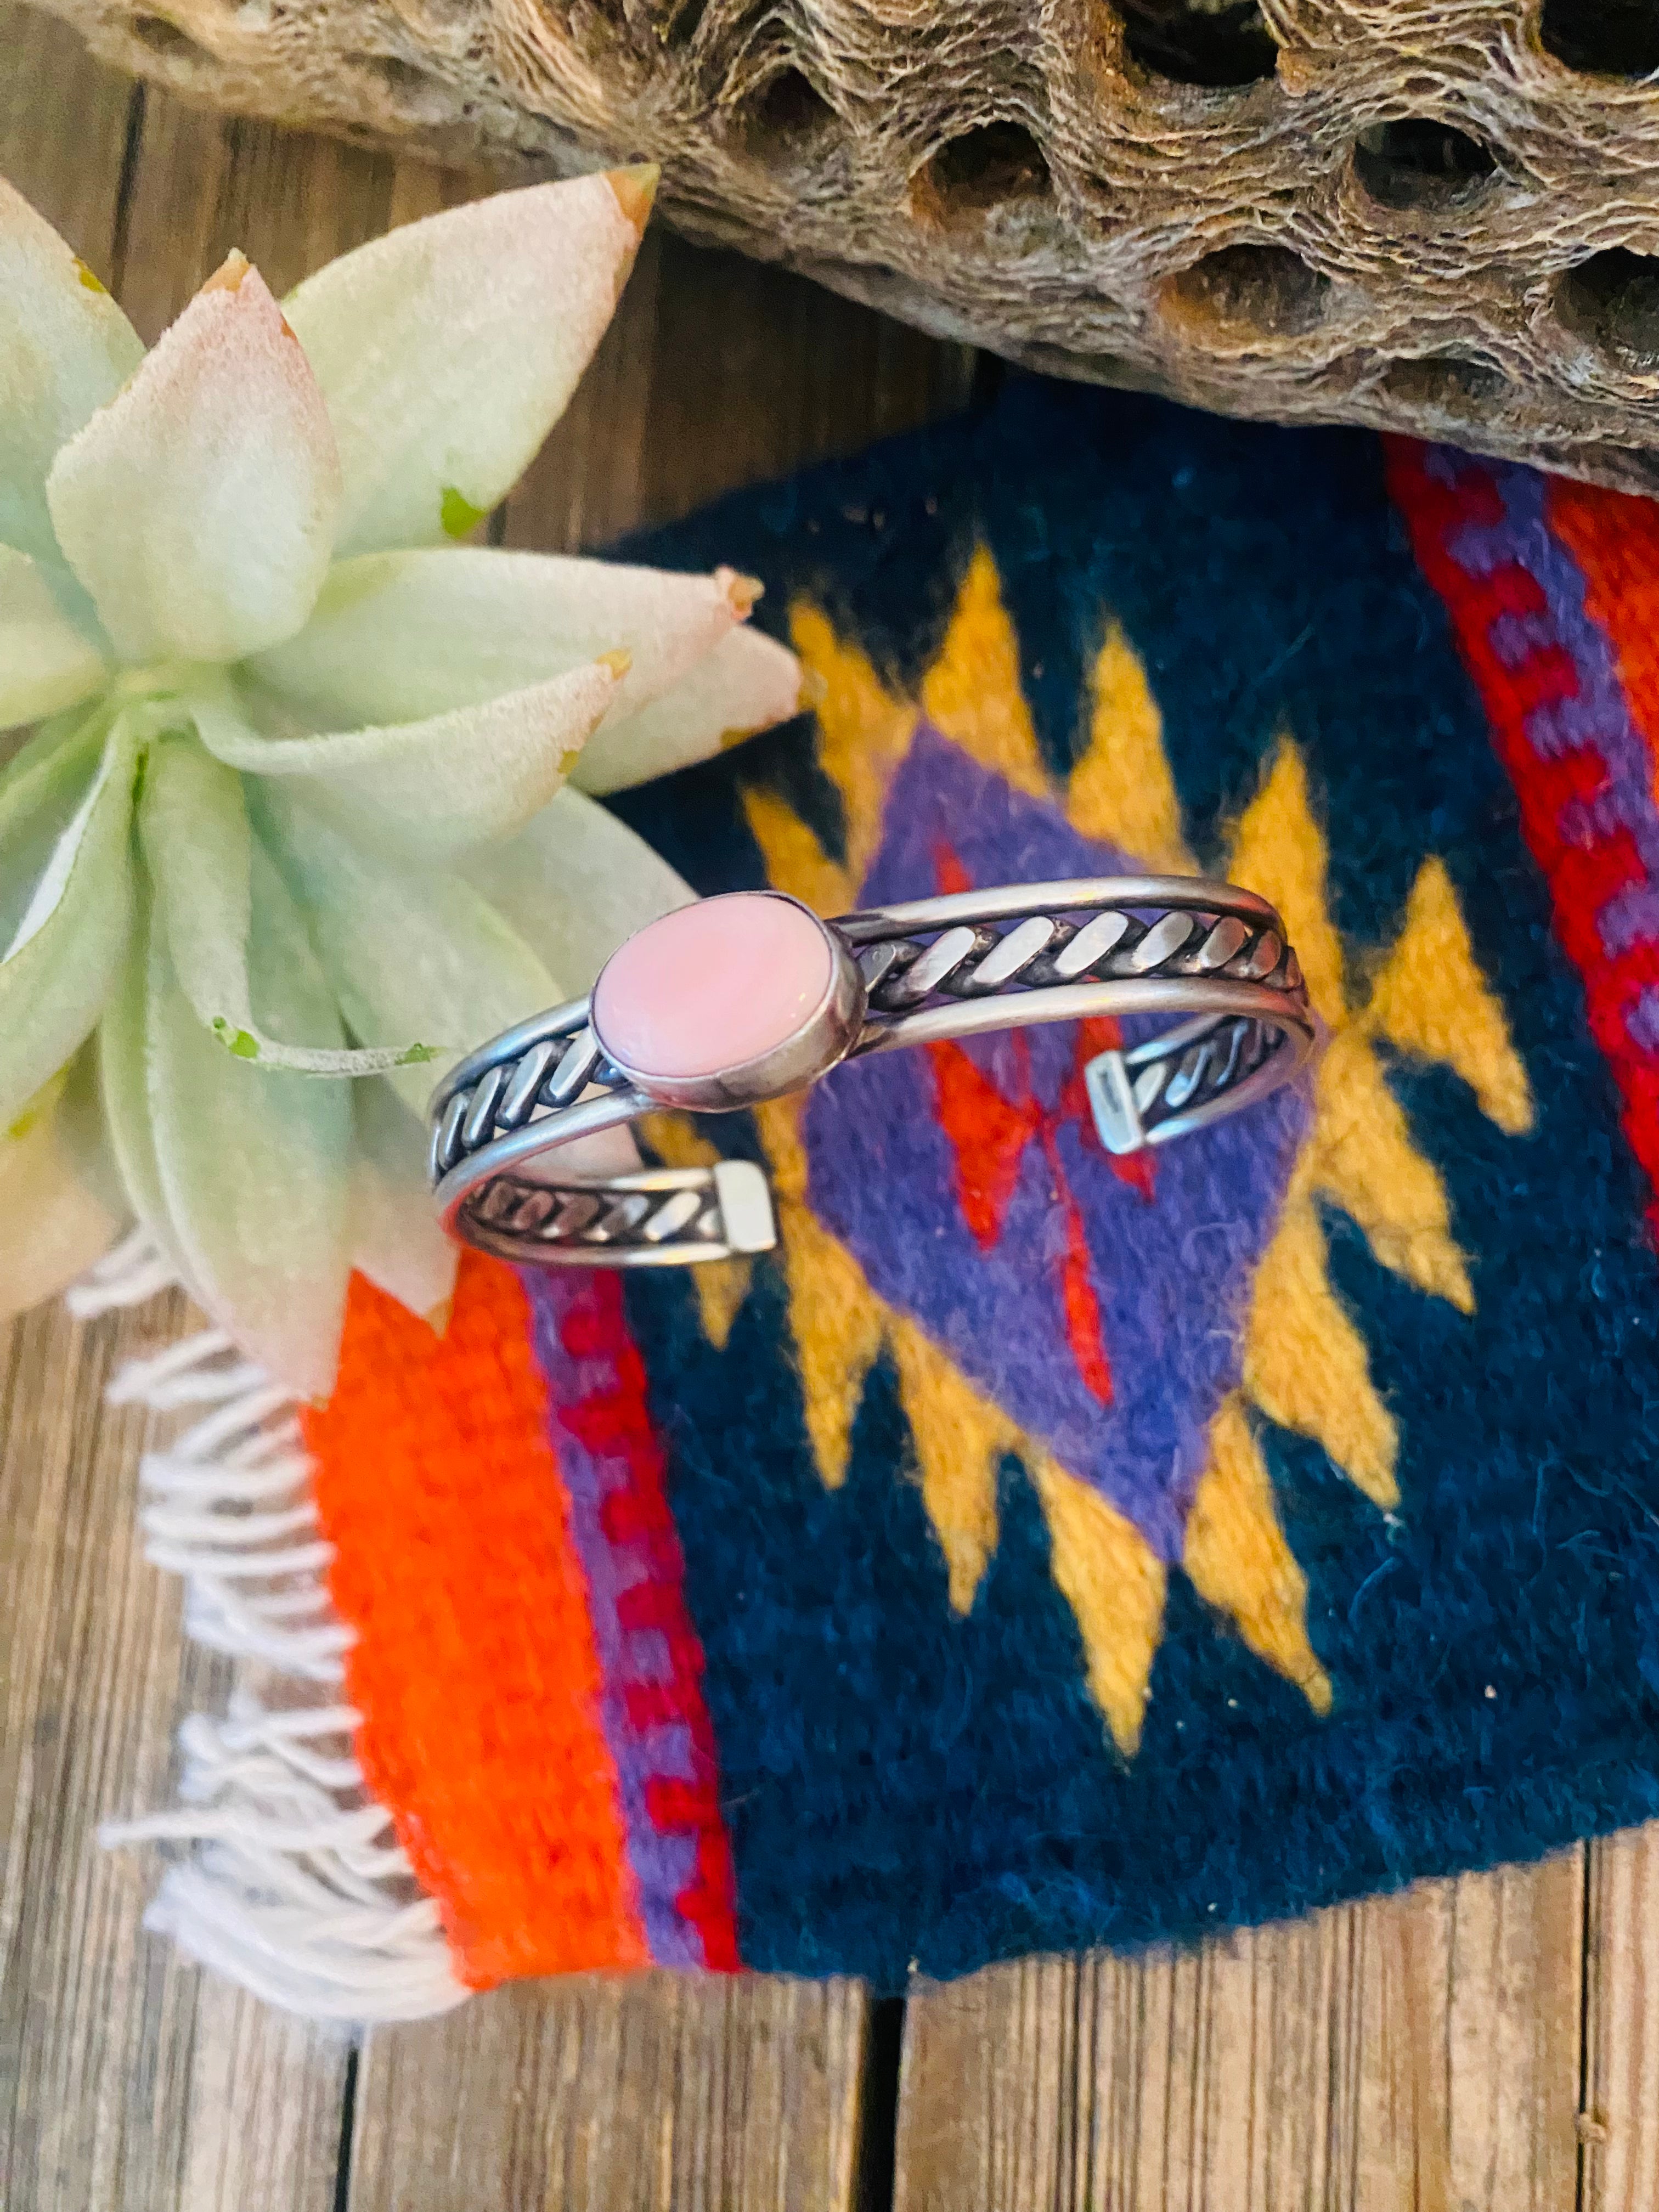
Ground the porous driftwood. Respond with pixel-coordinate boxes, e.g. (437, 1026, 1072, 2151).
(29, 0, 1659, 491)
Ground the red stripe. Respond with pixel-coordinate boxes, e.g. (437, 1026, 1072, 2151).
(1386, 438, 1659, 1224)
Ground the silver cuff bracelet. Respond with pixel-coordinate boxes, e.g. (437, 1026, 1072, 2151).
(429, 879, 1315, 1269)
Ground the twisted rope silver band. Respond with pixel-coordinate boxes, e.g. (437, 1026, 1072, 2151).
(430, 877, 1315, 1268)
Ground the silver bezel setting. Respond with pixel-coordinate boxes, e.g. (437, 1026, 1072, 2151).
(589, 891, 867, 1113)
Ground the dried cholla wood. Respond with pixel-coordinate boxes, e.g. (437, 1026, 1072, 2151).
(28, 0, 1659, 492)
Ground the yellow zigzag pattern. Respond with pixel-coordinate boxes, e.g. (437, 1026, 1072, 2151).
(655, 548, 1533, 1753)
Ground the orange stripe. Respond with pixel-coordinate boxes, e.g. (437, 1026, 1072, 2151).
(304, 1252, 648, 1986)
(1546, 475, 1659, 789)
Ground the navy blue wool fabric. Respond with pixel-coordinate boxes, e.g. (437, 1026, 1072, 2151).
(606, 377, 1659, 1989)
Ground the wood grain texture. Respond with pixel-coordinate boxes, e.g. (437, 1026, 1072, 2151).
(0, 1288, 352, 2212)
(1583, 1824, 1659, 2212)
(506, 216, 979, 554)
(894, 1850, 1590, 2212)
(348, 1973, 870, 2212)
(114, 89, 397, 341)
(0, 3, 132, 267)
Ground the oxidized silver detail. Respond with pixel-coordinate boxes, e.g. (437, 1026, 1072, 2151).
(430, 875, 1316, 1268)
(450, 1155, 777, 1269)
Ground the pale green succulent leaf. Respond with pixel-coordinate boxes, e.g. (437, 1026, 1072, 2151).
(0, 710, 137, 1126)
(281, 172, 650, 558)
(99, 914, 193, 1290)
(0, 545, 109, 729)
(255, 786, 559, 1114)
(145, 840, 353, 1397)
(247, 548, 761, 732)
(0, 174, 143, 580)
(571, 623, 805, 794)
(0, 701, 107, 947)
(196, 656, 623, 863)
(462, 782, 693, 985)
(0, 1046, 126, 1321)
(45, 259, 342, 664)
(138, 735, 439, 1074)
(350, 1075, 457, 1321)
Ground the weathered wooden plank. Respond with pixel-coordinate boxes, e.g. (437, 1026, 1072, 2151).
(894, 1849, 1588, 2212)
(0, 3, 132, 260)
(509, 224, 979, 555)
(1583, 1823, 1659, 2212)
(116, 90, 397, 339)
(2, 1293, 190, 2212)
(175, 1978, 353, 2212)
(0, 1288, 353, 2212)
(347, 1974, 870, 2212)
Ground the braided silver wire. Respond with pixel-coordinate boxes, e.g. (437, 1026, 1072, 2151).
(453, 1158, 776, 1269)
(430, 878, 1313, 1266)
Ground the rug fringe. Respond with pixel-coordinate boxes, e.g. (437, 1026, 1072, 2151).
(84, 1238, 469, 2022)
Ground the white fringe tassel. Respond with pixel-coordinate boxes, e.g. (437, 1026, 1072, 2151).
(84, 1236, 469, 2022)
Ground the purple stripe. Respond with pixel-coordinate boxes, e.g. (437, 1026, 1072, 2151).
(1629, 989, 1659, 1053)
(1597, 879, 1659, 958)
(1487, 606, 1556, 672)
(520, 1269, 706, 1968)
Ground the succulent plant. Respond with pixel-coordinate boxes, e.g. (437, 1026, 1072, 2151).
(0, 167, 803, 1393)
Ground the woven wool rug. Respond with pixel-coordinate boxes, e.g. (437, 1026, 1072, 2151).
(102, 378, 1659, 2018)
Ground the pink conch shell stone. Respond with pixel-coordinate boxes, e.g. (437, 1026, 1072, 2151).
(591, 893, 833, 1081)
